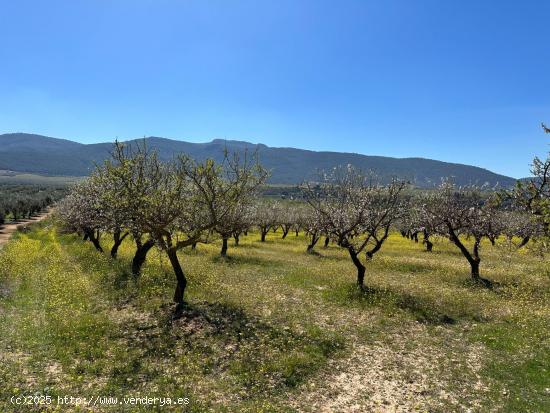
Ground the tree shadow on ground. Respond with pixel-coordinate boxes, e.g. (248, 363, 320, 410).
(210, 254, 281, 267)
(156, 300, 343, 393)
(344, 285, 486, 325)
(458, 277, 498, 291)
(376, 259, 441, 275)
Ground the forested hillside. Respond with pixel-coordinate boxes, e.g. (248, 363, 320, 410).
(0, 133, 517, 187)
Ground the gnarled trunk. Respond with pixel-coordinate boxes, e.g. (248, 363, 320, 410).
(471, 238, 482, 279)
(348, 248, 366, 289)
(84, 228, 103, 252)
(233, 233, 240, 246)
(110, 230, 129, 259)
(131, 238, 155, 277)
(307, 232, 320, 252)
(447, 225, 491, 287)
(167, 248, 187, 304)
(282, 228, 289, 239)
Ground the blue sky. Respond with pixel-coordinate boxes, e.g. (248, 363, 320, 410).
(1, 0, 549, 177)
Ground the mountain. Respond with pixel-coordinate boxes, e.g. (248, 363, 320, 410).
(0, 133, 518, 187)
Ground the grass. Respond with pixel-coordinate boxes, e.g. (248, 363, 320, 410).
(0, 222, 549, 412)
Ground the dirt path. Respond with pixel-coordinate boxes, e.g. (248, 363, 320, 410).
(290, 323, 488, 412)
(0, 209, 52, 248)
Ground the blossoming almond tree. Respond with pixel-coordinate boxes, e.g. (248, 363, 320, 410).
(419, 182, 501, 287)
(304, 166, 406, 290)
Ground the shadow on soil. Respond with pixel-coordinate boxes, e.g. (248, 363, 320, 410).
(343, 285, 474, 325)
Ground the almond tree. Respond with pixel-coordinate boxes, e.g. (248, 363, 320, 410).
(277, 203, 295, 239)
(304, 209, 323, 253)
(253, 201, 279, 242)
(510, 156, 550, 234)
(395, 206, 434, 250)
(97, 141, 161, 274)
(507, 124, 550, 234)
(304, 167, 406, 290)
(293, 206, 308, 236)
(215, 202, 251, 255)
(57, 179, 105, 252)
(209, 152, 267, 257)
(498, 210, 543, 249)
(419, 182, 500, 287)
(504, 123, 550, 249)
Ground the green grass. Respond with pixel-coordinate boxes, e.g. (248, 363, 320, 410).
(0, 223, 549, 412)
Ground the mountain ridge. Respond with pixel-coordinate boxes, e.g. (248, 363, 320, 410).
(0, 133, 518, 188)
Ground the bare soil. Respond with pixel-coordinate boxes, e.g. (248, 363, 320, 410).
(0, 210, 51, 248)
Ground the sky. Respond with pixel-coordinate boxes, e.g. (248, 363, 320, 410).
(1, 0, 549, 178)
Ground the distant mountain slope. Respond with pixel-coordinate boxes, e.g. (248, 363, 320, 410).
(0, 133, 518, 187)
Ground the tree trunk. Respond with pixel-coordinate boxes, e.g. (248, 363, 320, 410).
(470, 259, 480, 278)
(348, 248, 366, 289)
(90, 236, 103, 252)
(295, 229, 299, 236)
(425, 239, 433, 252)
(307, 232, 319, 252)
(85, 228, 103, 252)
(131, 238, 155, 277)
(471, 238, 483, 282)
(221, 237, 228, 257)
(110, 230, 129, 259)
(448, 227, 491, 287)
(423, 230, 433, 252)
(324, 237, 330, 248)
(261, 230, 267, 242)
(282, 228, 289, 239)
(233, 234, 240, 246)
(518, 236, 530, 249)
(167, 248, 187, 304)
